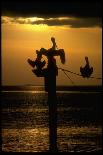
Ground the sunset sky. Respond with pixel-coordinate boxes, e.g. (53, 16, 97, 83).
(1, 0, 102, 86)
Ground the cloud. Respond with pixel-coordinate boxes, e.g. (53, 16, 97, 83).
(30, 17, 101, 28)
(2, 16, 101, 28)
(1, 0, 102, 18)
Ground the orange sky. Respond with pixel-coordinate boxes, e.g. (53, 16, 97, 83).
(1, 16, 102, 86)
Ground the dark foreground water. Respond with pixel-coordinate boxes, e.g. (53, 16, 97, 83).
(1, 87, 102, 152)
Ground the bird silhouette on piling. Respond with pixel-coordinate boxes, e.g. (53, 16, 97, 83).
(80, 56, 93, 78)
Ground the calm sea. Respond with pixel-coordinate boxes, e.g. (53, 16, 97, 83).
(1, 86, 102, 152)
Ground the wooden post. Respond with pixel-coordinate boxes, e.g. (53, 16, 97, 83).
(45, 56, 58, 152)
(28, 46, 65, 152)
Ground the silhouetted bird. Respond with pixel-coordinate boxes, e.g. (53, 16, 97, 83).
(27, 37, 65, 77)
(80, 56, 93, 78)
(36, 37, 65, 64)
(51, 37, 58, 50)
(27, 49, 46, 69)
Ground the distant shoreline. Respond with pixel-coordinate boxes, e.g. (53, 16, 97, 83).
(1, 85, 102, 92)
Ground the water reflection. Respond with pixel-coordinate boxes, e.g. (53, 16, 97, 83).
(2, 128, 49, 152)
(2, 91, 102, 152)
(2, 126, 102, 152)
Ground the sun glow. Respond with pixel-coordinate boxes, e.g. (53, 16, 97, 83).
(2, 16, 49, 31)
(22, 24, 49, 31)
(2, 15, 102, 86)
(2, 16, 44, 25)
(28, 17, 44, 22)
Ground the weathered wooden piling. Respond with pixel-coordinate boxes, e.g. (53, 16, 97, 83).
(46, 57, 58, 152)
(28, 40, 65, 152)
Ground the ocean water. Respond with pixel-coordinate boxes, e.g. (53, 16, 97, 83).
(1, 88, 102, 152)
